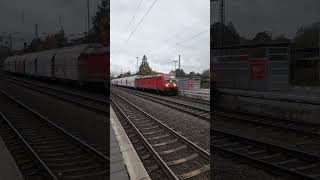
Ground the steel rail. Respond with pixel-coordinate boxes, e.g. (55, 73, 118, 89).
(0, 90, 109, 178)
(0, 75, 108, 115)
(114, 87, 210, 121)
(212, 129, 320, 180)
(111, 90, 210, 179)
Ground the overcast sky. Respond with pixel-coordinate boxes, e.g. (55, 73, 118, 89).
(211, 0, 320, 39)
(111, 0, 210, 76)
(0, 0, 100, 50)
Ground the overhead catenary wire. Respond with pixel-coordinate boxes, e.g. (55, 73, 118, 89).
(145, 28, 209, 56)
(117, 0, 159, 55)
(175, 29, 209, 46)
(125, 0, 144, 31)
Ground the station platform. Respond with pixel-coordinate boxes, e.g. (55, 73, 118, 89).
(110, 106, 150, 180)
(0, 136, 23, 180)
(216, 88, 320, 124)
(178, 89, 210, 101)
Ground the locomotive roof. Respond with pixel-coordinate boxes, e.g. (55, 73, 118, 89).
(136, 73, 173, 79)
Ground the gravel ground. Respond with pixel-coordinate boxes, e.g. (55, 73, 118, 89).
(116, 87, 209, 110)
(3, 74, 106, 100)
(113, 88, 210, 151)
(214, 115, 320, 156)
(212, 153, 284, 180)
(0, 79, 108, 154)
(112, 105, 170, 180)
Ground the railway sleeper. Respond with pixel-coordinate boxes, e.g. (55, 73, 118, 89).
(158, 145, 187, 155)
(38, 149, 85, 157)
(41, 153, 91, 163)
(166, 153, 199, 166)
(61, 170, 107, 180)
(177, 164, 210, 180)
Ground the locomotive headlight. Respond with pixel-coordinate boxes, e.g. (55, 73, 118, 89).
(173, 83, 176, 87)
(165, 83, 169, 87)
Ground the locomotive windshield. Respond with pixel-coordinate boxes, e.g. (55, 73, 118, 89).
(164, 75, 176, 80)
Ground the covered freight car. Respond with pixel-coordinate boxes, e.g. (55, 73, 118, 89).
(3, 43, 108, 87)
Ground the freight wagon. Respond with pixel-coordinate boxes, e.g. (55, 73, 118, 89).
(3, 43, 109, 88)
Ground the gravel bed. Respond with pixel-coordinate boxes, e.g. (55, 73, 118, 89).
(159, 147, 195, 162)
(4, 75, 106, 100)
(114, 106, 170, 180)
(212, 153, 284, 180)
(214, 115, 320, 156)
(154, 141, 186, 152)
(145, 134, 177, 146)
(190, 172, 210, 180)
(169, 156, 207, 175)
(0, 79, 107, 154)
(117, 87, 209, 110)
(113, 88, 210, 151)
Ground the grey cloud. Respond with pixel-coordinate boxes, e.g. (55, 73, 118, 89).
(211, 0, 320, 38)
(0, 0, 100, 49)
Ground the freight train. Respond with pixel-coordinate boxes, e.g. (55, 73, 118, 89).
(3, 43, 109, 88)
(111, 73, 178, 95)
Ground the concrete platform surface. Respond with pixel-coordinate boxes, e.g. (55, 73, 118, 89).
(217, 88, 320, 124)
(178, 89, 210, 101)
(219, 88, 320, 104)
(110, 106, 150, 180)
(0, 136, 23, 180)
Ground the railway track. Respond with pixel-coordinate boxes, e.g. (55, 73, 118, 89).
(111, 91, 210, 179)
(212, 129, 320, 180)
(113, 86, 210, 121)
(0, 90, 108, 179)
(214, 108, 320, 137)
(171, 96, 210, 106)
(0, 75, 108, 115)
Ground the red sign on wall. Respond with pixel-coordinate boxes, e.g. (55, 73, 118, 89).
(249, 58, 266, 80)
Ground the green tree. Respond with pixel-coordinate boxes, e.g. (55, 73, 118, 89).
(123, 71, 131, 77)
(252, 31, 272, 43)
(201, 69, 210, 89)
(274, 34, 291, 42)
(175, 69, 186, 77)
(202, 69, 210, 78)
(55, 27, 68, 47)
(293, 22, 320, 48)
(92, 0, 109, 46)
(38, 34, 57, 50)
(30, 38, 41, 52)
(187, 71, 196, 79)
(138, 55, 155, 75)
(211, 22, 241, 48)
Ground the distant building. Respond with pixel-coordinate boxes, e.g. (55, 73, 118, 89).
(293, 48, 320, 82)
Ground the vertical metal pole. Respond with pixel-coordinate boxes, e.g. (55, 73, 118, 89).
(178, 54, 181, 69)
(218, 0, 225, 63)
(59, 16, 62, 28)
(172, 60, 178, 75)
(87, 0, 90, 43)
(22, 12, 24, 24)
(219, 0, 225, 25)
(35, 24, 39, 40)
(318, 30, 320, 56)
(136, 57, 139, 74)
(9, 33, 12, 54)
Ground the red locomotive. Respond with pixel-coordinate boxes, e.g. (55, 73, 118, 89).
(111, 73, 178, 95)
